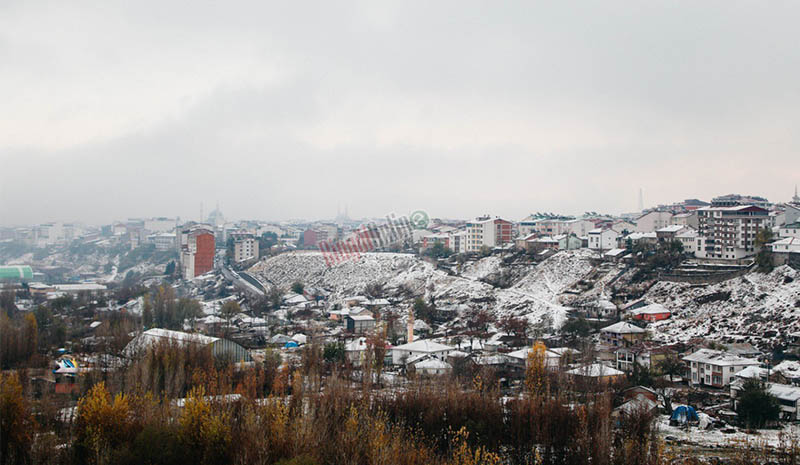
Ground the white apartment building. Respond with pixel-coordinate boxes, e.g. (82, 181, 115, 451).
(588, 228, 619, 251)
(465, 217, 513, 252)
(684, 349, 760, 387)
(696, 205, 770, 260)
(450, 230, 468, 254)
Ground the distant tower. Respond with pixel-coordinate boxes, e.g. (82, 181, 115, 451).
(200, 202, 204, 223)
(407, 306, 414, 343)
(793, 185, 800, 204)
(638, 188, 644, 212)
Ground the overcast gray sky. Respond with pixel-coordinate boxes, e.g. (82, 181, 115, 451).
(1, 1, 799, 226)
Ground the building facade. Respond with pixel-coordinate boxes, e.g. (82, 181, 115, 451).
(180, 226, 215, 279)
(465, 217, 513, 252)
(232, 233, 259, 262)
(696, 205, 770, 260)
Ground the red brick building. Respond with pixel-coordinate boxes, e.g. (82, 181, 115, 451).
(180, 226, 215, 279)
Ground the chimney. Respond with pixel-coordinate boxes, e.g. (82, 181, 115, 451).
(407, 306, 414, 343)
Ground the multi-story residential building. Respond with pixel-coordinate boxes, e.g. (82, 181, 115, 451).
(180, 225, 215, 279)
(696, 205, 770, 260)
(232, 232, 259, 262)
(588, 228, 619, 251)
(635, 211, 673, 232)
(518, 216, 541, 238)
(684, 348, 760, 387)
(465, 217, 513, 252)
(450, 230, 468, 254)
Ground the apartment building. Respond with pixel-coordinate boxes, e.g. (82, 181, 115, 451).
(684, 349, 760, 387)
(696, 205, 770, 260)
(465, 217, 513, 252)
(232, 232, 259, 262)
(180, 225, 215, 279)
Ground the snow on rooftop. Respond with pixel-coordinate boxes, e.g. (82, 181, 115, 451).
(393, 339, 454, 353)
(683, 348, 760, 366)
(601, 321, 646, 334)
(631, 303, 671, 315)
(566, 363, 624, 377)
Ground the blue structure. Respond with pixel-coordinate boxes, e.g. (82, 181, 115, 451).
(670, 405, 699, 424)
(284, 341, 299, 349)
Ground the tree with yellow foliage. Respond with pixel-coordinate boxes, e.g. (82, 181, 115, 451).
(525, 341, 548, 396)
(180, 386, 232, 464)
(0, 373, 34, 465)
(75, 382, 133, 465)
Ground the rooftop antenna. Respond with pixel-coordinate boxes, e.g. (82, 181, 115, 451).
(638, 188, 644, 212)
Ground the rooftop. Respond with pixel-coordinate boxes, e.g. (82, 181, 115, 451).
(393, 339, 454, 353)
(601, 321, 646, 334)
(682, 348, 760, 366)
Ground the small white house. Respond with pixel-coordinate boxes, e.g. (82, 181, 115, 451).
(414, 358, 452, 375)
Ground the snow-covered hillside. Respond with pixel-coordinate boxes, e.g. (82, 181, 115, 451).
(646, 266, 800, 346)
(249, 250, 597, 328)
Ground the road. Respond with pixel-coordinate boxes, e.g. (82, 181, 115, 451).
(218, 261, 266, 296)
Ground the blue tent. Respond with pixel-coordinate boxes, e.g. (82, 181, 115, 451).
(284, 341, 299, 349)
(670, 405, 699, 424)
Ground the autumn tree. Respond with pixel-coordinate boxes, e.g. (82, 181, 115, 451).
(0, 373, 34, 465)
(179, 386, 232, 464)
(525, 341, 548, 395)
(75, 382, 134, 464)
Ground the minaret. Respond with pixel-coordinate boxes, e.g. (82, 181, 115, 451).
(407, 306, 414, 343)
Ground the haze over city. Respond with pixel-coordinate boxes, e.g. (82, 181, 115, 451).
(2, 1, 800, 225)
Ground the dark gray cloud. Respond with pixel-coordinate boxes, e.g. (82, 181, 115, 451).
(2, 1, 799, 225)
